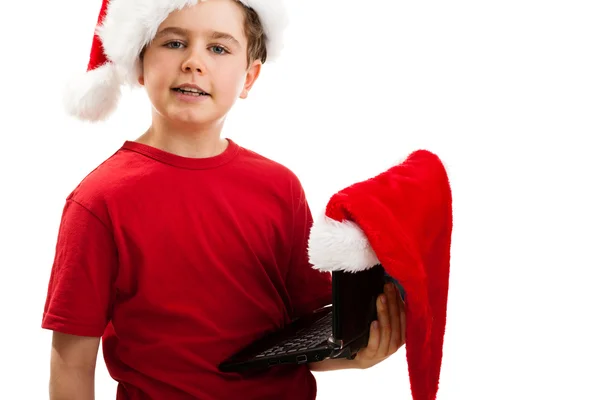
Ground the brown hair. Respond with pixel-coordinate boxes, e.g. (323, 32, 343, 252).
(236, 2, 268, 65)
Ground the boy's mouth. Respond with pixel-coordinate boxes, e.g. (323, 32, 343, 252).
(172, 85, 210, 97)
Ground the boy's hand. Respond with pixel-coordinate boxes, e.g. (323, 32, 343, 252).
(353, 282, 406, 369)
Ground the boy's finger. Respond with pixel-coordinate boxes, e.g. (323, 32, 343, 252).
(386, 284, 401, 353)
(375, 291, 392, 359)
(364, 320, 380, 359)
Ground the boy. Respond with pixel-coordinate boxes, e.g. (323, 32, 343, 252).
(42, 1, 405, 399)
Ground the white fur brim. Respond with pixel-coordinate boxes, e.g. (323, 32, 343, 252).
(63, 63, 123, 122)
(308, 216, 380, 273)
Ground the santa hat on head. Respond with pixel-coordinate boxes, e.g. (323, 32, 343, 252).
(63, 0, 288, 122)
(308, 149, 453, 400)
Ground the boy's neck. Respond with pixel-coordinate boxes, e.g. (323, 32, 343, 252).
(135, 117, 229, 159)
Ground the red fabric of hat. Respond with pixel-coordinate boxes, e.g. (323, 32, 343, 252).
(308, 149, 453, 400)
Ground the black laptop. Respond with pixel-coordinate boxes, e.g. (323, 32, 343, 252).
(219, 264, 404, 372)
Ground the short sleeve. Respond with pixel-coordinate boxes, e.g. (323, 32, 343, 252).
(286, 180, 332, 318)
(42, 199, 118, 337)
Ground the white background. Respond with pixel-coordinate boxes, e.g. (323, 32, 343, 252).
(1, 0, 599, 399)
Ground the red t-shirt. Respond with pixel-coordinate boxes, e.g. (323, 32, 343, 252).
(42, 139, 332, 400)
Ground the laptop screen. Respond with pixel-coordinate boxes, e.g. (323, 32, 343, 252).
(331, 264, 386, 343)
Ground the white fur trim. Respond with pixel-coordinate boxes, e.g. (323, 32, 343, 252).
(63, 63, 123, 122)
(308, 216, 380, 273)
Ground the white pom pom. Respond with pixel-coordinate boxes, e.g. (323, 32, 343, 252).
(308, 216, 380, 273)
(62, 63, 123, 122)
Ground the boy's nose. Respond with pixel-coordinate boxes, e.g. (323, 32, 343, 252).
(185, 65, 202, 73)
(182, 56, 205, 74)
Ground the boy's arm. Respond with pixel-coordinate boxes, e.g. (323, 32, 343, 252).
(308, 357, 361, 372)
(42, 198, 118, 398)
(50, 332, 101, 400)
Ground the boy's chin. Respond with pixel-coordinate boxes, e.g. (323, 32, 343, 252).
(163, 108, 217, 126)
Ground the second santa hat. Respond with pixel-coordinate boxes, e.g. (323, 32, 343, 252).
(308, 149, 453, 400)
(64, 0, 288, 122)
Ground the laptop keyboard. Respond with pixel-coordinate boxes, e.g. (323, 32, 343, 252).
(255, 312, 333, 358)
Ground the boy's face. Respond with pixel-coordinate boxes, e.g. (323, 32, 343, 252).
(139, 0, 261, 126)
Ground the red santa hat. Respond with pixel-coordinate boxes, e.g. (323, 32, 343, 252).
(308, 149, 453, 400)
(63, 0, 288, 122)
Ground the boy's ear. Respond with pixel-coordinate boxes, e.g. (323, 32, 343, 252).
(240, 60, 262, 99)
(138, 55, 145, 86)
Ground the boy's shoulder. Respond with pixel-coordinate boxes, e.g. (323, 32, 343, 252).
(238, 145, 304, 189)
(65, 144, 143, 214)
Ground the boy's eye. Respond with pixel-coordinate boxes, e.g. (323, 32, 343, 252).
(210, 45, 229, 55)
(165, 41, 184, 49)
